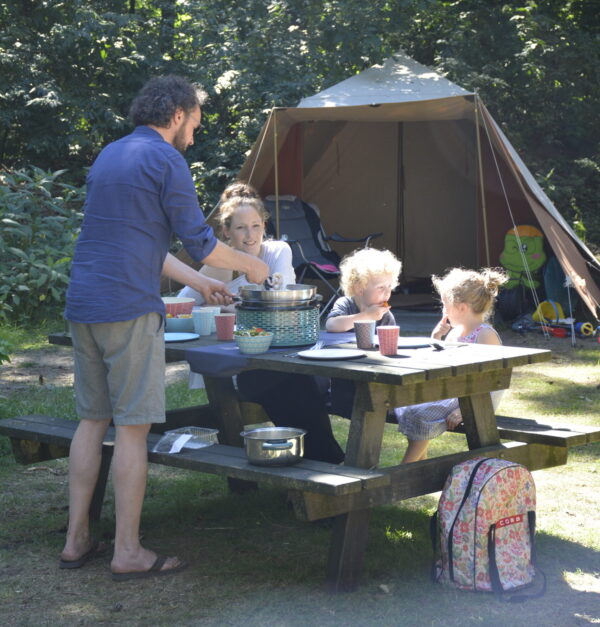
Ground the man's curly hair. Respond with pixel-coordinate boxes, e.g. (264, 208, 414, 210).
(129, 75, 208, 128)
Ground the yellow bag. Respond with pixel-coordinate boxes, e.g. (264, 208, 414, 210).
(532, 301, 565, 324)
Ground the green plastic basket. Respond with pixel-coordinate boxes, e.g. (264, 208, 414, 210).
(236, 307, 319, 346)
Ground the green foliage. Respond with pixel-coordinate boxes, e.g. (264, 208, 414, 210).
(0, 0, 598, 248)
(0, 337, 11, 365)
(0, 168, 84, 323)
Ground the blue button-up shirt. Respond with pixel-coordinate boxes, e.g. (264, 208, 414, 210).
(65, 126, 217, 323)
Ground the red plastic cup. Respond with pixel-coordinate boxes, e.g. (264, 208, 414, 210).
(215, 313, 236, 340)
(377, 325, 400, 356)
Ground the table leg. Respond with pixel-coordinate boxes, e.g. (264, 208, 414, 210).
(203, 375, 257, 494)
(459, 392, 501, 448)
(326, 381, 388, 592)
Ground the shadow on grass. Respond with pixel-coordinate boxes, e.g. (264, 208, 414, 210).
(510, 372, 600, 418)
(1, 458, 598, 626)
(133, 477, 599, 625)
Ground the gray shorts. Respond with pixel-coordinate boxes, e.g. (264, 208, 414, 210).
(70, 313, 166, 426)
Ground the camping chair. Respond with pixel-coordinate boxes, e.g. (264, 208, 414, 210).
(264, 195, 382, 317)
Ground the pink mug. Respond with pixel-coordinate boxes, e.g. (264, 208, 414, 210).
(377, 325, 400, 356)
(215, 313, 236, 341)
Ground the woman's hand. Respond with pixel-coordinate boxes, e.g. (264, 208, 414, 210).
(432, 315, 451, 340)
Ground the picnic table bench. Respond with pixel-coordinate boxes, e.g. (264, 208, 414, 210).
(2, 331, 599, 591)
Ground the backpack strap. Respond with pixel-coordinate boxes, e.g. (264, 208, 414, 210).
(448, 458, 488, 583)
(429, 511, 441, 582)
(488, 510, 546, 602)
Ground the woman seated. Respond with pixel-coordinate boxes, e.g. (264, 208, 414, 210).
(179, 183, 295, 304)
(179, 183, 345, 464)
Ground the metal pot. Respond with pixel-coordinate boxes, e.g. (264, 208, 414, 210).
(240, 427, 307, 466)
(237, 283, 317, 304)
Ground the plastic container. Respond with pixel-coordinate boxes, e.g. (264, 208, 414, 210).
(152, 427, 219, 453)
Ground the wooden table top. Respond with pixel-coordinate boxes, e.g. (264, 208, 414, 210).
(49, 331, 552, 386)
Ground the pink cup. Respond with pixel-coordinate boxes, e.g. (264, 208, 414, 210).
(215, 313, 236, 341)
(377, 325, 400, 356)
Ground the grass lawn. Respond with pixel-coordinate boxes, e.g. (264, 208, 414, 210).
(0, 318, 598, 626)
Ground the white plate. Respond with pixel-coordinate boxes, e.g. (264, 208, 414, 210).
(297, 348, 366, 361)
(397, 336, 435, 349)
(164, 332, 200, 343)
(372, 336, 433, 349)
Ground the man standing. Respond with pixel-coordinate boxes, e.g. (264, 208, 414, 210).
(60, 76, 268, 580)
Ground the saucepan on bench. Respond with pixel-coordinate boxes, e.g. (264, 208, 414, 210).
(240, 427, 306, 466)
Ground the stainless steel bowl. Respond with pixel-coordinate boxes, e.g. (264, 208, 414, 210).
(238, 284, 316, 303)
(240, 427, 306, 466)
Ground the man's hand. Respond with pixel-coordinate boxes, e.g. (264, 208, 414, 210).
(195, 275, 234, 305)
(244, 256, 270, 285)
(162, 252, 233, 304)
(200, 241, 270, 285)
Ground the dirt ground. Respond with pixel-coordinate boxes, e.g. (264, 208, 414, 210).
(0, 328, 596, 399)
(0, 346, 190, 398)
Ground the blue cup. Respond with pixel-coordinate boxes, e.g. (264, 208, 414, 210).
(193, 309, 214, 336)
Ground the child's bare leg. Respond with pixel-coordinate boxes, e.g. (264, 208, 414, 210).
(402, 439, 429, 463)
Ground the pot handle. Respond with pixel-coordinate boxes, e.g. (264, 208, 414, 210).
(262, 441, 293, 451)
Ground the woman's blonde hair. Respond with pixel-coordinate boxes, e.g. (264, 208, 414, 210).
(339, 248, 402, 298)
(432, 267, 508, 319)
(215, 181, 270, 236)
(219, 181, 259, 202)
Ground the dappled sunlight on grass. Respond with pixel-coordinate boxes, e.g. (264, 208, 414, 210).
(384, 525, 414, 545)
(564, 570, 600, 594)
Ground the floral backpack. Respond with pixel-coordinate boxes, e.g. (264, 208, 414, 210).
(431, 457, 545, 600)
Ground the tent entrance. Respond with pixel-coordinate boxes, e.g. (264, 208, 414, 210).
(260, 118, 480, 285)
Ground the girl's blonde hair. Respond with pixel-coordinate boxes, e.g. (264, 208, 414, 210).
(339, 248, 402, 298)
(215, 182, 270, 236)
(432, 267, 508, 319)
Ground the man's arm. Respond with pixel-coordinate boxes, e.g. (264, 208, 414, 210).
(162, 253, 233, 305)
(202, 240, 269, 284)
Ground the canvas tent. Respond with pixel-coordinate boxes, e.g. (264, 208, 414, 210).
(236, 52, 600, 319)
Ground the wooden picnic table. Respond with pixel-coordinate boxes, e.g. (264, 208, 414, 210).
(45, 330, 558, 591)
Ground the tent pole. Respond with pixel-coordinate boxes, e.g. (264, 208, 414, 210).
(474, 94, 490, 266)
(397, 122, 404, 262)
(273, 110, 280, 239)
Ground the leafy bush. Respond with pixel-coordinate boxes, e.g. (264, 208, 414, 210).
(0, 167, 84, 323)
(0, 337, 11, 365)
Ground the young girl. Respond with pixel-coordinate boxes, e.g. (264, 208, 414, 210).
(393, 267, 508, 463)
(325, 248, 402, 418)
